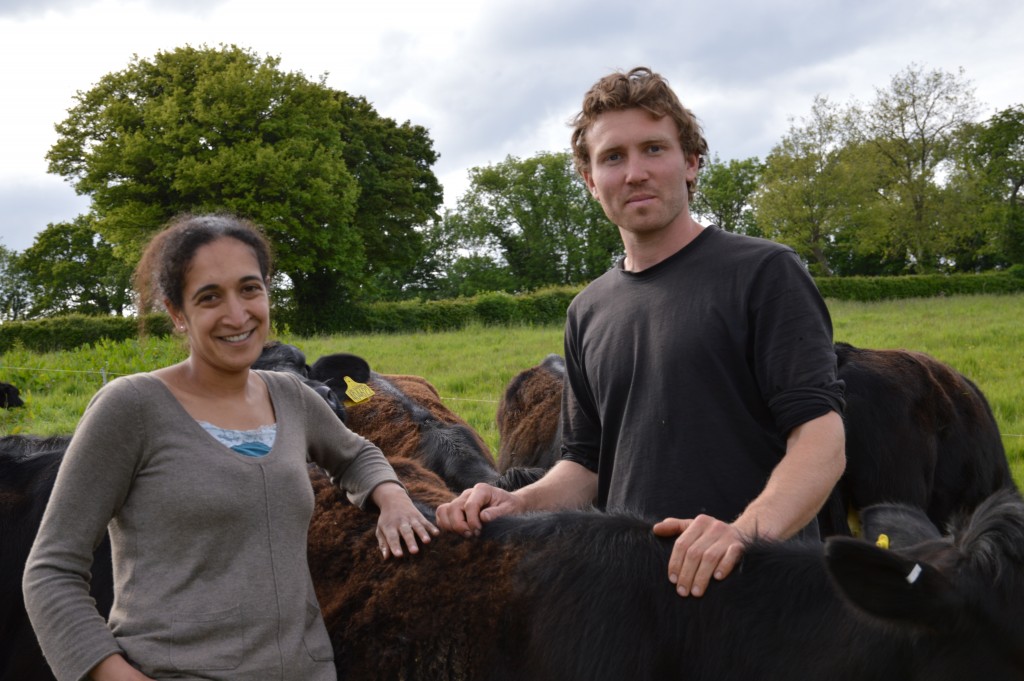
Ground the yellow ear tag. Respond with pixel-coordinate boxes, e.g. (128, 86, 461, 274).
(343, 376, 374, 405)
(847, 506, 862, 537)
(875, 533, 890, 550)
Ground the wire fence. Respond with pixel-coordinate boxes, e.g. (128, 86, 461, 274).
(0, 364, 503, 404)
(2, 364, 120, 386)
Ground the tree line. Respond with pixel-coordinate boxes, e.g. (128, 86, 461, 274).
(1, 46, 1020, 334)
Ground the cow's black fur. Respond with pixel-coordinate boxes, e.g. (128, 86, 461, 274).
(858, 502, 943, 548)
(309, 351, 372, 386)
(824, 341, 1016, 534)
(0, 436, 112, 681)
(474, 490, 1024, 681)
(1, 382, 24, 409)
(252, 341, 349, 423)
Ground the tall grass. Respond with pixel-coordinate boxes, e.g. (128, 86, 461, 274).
(2, 294, 1022, 486)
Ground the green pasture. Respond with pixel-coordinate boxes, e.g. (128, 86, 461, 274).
(2, 294, 1022, 487)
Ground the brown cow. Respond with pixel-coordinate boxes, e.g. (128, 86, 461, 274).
(496, 354, 564, 473)
(309, 352, 544, 493)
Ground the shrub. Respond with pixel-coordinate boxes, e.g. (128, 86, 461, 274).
(813, 272, 1024, 302)
(0, 314, 173, 353)
(473, 292, 521, 325)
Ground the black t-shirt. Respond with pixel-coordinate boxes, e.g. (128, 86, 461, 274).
(561, 226, 845, 522)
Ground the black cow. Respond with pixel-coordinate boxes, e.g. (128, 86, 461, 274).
(499, 493, 1024, 681)
(1, 381, 24, 409)
(251, 341, 349, 423)
(0, 435, 112, 681)
(857, 500, 944, 551)
(310, 465, 1024, 681)
(824, 341, 1014, 534)
(496, 344, 1017, 536)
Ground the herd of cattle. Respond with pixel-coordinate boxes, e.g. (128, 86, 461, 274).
(1, 341, 1022, 680)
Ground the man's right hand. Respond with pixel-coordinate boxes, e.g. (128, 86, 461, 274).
(435, 483, 525, 537)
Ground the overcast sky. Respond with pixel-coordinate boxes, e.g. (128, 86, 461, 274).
(1, 0, 1021, 252)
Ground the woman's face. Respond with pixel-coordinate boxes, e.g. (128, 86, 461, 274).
(168, 237, 270, 377)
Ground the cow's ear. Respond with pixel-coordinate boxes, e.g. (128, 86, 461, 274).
(858, 503, 943, 549)
(310, 353, 372, 384)
(825, 537, 962, 629)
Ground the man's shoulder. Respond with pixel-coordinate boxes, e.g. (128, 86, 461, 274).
(705, 227, 794, 258)
(574, 261, 620, 293)
(568, 264, 623, 313)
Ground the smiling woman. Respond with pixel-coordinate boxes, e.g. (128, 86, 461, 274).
(21, 213, 437, 681)
(136, 217, 276, 424)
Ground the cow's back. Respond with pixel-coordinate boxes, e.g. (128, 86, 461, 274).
(834, 342, 1014, 530)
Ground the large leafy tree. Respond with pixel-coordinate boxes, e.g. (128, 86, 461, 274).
(754, 97, 888, 275)
(948, 105, 1024, 267)
(46, 44, 441, 331)
(692, 155, 764, 236)
(19, 216, 133, 317)
(444, 151, 621, 292)
(855, 64, 979, 271)
(333, 93, 443, 300)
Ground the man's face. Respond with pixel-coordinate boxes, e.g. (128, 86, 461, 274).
(581, 108, 698, 238)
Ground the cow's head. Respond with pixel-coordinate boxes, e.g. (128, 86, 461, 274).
(826, 490, 1024, 680)
(309, 353, 372, 405)
(857, 502, 944, 550)
(252, 342, 349, 423)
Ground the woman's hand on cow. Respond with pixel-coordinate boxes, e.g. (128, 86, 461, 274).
(372, 482, 439, 559)
(435, 483, 525, 537)
(652, 515, 746, 598)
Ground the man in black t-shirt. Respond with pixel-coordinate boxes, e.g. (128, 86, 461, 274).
(437, 67, 845, 600)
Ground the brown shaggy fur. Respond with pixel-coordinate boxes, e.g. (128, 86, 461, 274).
(307, 460, 521, 681)
(496, 355, 564, 473)
(344, 373, 497, 474)
(352, 374, 490, 459)
(306, 349, 544, 492)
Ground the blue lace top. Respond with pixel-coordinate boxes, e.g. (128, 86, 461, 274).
(198, 421, 277, 457)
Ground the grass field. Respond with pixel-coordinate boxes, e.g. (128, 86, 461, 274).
(2, 294, 1022, 486)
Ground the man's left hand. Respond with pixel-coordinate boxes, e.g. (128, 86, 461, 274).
(652, 515, 746, 597)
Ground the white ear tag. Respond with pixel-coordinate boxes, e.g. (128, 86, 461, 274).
(905, 563, 923, 584)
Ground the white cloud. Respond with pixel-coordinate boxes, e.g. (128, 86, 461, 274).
(0, 177, 91, 251)
(1, 0, 1022, 250)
